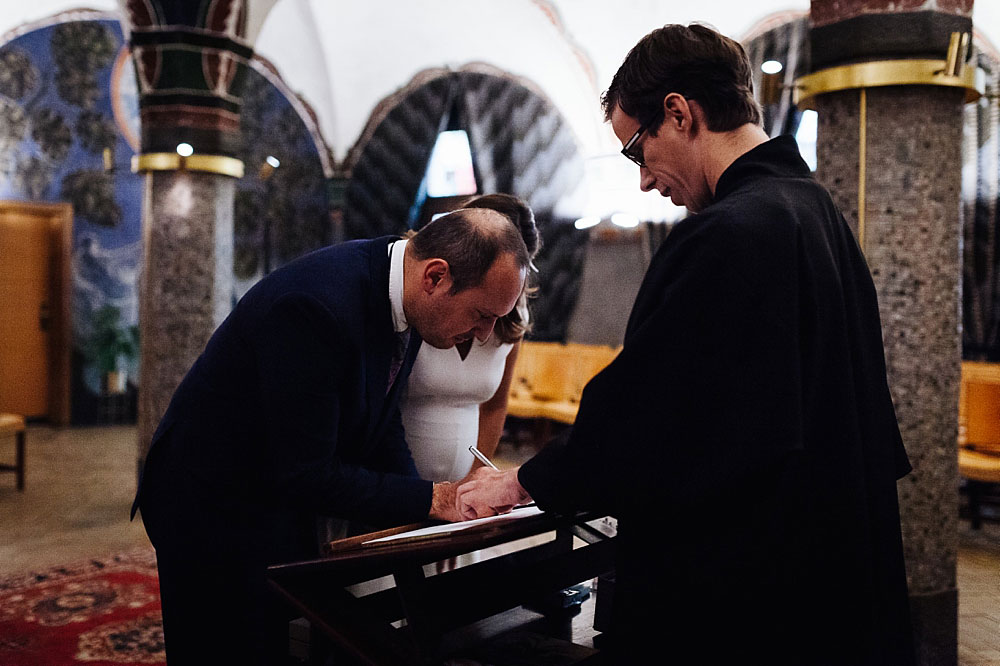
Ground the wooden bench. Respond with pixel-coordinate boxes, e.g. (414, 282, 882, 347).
(507, 342, 620, 439)
(0, 413, 26, 491)
(959, 362, 1000, 528)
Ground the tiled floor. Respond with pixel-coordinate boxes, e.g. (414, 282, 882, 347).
(1, 424, 998, 663)
(958, 522, 1000, 665)
(0, 424, 148, 575)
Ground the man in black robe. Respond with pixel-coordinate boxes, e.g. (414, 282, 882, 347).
(457, 23, 915, 665)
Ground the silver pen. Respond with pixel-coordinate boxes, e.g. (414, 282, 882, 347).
(468, 445, 500, 470)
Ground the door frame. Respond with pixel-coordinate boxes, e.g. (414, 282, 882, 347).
(0, 200, 73, 425)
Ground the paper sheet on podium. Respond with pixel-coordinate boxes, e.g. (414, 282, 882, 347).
(363, 505, 543, 544)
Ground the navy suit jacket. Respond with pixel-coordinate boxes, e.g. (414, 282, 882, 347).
(133, 237, 431, 549)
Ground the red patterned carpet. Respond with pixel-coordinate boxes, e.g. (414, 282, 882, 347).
(0, 548, 164, 665)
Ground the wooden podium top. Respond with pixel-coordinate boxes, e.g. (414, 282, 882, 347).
(265, 510, 616, 665)
(267, 508, 608, 584)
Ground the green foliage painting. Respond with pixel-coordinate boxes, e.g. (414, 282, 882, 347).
(0, 22, 121, 226)
(85, 304, 139, 375)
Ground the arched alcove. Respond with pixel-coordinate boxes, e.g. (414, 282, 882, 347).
(742, 12, 810, 140)
(232, 55, 333, 298)
(342, 64, 588, 341)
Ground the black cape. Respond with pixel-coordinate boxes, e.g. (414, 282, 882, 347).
(519, 136, 915, 665)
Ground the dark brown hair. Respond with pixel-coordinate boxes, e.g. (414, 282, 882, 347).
(462, 194, 540, 260)
(409, 206, 530, 297)
(460, 194, 539, 344)
(601, 23, 761, 133)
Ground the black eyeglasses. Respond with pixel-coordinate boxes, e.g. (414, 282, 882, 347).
(620, 114, 660, 167)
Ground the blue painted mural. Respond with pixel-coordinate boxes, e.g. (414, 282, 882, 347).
(233, 62, 332, 300)
(0, 18, 142, 424)
(0, 16, 332, 424)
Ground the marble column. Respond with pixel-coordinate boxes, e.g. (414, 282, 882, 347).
(806, 2, 975, 664)
(137, 172, 234, 473)
(118, 0, 251, 470)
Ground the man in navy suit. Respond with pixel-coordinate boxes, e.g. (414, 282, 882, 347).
(133, 206, 529, 664)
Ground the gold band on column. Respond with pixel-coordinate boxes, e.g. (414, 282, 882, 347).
(132, 153, 245, 178)
(794, 58, 983, 110)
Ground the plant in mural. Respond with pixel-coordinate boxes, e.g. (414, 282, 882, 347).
(0, 47, 38, 99)
(83, 304, 139, 395)
(51, 22, 117, 109)
(76, 110, 117, 153)
(0, 53, 34, 177)
(61, 170, 121, 228)
(31, 107, 72, 160)
(234, 68, 330, 284)
(13, 155, 49, 200)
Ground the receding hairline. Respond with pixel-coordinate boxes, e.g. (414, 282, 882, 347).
(410, 207, 522, 259)
(460, 207, 515, 232)
(408, 206, 531, 296)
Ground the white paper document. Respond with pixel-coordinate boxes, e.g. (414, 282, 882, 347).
(363, 505, 543, 544)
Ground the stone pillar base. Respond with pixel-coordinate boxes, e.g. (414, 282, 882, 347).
(910, 588, 958, 666)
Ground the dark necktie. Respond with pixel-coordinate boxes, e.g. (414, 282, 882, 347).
(387, 329, 411, 394)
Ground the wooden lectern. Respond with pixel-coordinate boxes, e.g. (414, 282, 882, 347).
(266, 509, 616, 665)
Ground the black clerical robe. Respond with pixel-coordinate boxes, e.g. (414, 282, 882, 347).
(519, 136, 915, 665)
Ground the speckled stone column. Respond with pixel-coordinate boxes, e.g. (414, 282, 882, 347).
(120, 1, 251, 471)
(809, 2, 972, 664)
(137, 172, 234, 465)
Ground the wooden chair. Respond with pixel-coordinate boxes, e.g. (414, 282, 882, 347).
(958, 362, 1000, 528)
(507, 341, 546, 420)
(564, 343, 619, 405)
(0, 413, 26, 491)
(527, 343, 578, 404)
(506, 342, 621, 448)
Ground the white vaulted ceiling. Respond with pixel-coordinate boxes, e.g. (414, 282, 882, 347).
(2, 0, 996, 166)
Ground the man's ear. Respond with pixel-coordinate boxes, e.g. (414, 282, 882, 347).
(662, 93, 693, 132)
(422, 258, 451, 294)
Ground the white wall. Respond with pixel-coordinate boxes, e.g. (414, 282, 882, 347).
(252, 0, 999, 164)
(251, 0, 836, 163)
(255, 0, 609, 162)
(250, 0, 815, 220)
(2, 0, 996, 172)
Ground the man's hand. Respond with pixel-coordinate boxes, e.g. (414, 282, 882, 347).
(455, 466, 532, 520)
(429, 482, 463, 522)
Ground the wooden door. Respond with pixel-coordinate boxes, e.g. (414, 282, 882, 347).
(0, 202, 72, 423)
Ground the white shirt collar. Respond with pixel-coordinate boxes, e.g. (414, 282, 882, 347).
(388, 238, 408, 333)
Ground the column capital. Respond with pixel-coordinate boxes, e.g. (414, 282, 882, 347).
(810, 0, 973, 29)
(120, 0, 252, 170)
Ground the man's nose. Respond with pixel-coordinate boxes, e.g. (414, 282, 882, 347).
(639, 167, 655, 192)
(473, 318, 497, 342)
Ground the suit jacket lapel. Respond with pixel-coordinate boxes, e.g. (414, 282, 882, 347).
(368, 330, 422, 452)
(362, 236, 396, 446)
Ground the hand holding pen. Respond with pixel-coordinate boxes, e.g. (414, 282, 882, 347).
(459, 446, 533, 519)
(468, 445, 500, 470)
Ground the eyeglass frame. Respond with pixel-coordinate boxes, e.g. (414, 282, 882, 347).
(620, 111, 664, 168)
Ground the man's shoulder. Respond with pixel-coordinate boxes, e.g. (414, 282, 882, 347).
(693, 173, 834, 242)
(271, 237, 392, 285)
(660, 185, 814, 271)
(289, 236, 387, 270)
(238, 236, 393, 314)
